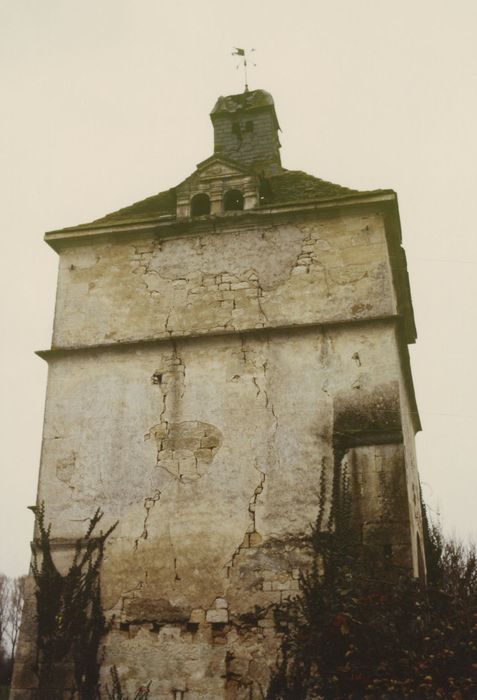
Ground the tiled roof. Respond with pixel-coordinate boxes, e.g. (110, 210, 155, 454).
(90, 188, 177, 225)
(265, 169, 360, 204)
(68, 169, 375, 230)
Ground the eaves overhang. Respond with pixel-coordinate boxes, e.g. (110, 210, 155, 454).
(45, 190, 395, 244)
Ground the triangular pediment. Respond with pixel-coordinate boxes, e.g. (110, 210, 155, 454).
(176, 155, 255, 196)
(195, 155, 251, 179)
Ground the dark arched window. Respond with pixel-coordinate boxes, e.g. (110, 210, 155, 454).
(224, 189, 244, 212)
(191, 193, 210, 216)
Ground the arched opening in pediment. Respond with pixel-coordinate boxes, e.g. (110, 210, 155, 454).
(191, 192, 211, 216)
(224, 189, 244, 212)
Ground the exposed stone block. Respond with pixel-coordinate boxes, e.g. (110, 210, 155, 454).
(206, 608, 229, 624)
(189, 608, 206, 624)
(213, 597, 228, 609)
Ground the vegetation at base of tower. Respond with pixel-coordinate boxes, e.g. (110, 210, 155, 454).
(32, 503, 118, 699)
(266, 467, 477, 699)
(30, 504, 151, 699)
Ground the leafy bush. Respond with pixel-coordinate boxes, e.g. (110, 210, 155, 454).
(32, 505, 152, 699)
(267, 470, 477, 699)
(32, 503, 117, 699)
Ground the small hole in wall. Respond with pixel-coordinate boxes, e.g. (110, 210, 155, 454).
(152, 372, 163, 385)
(186, 622, 199, 634)
(119, 622, 130, 632)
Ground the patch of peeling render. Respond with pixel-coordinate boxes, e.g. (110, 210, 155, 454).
(147, 350, 223, 483)
(130, 240, 162, 296)
(289, 220, 359, 280)
(186, 268, 269, 332)
(124, 220, 387, 342)
(129, 232, 278, 330)
(146, 420, 222, 483)
(55, 451, 76, 484)
(108, 579, 146, 626)
(290, 230, 323, 276)
(288, 223, 383, 307)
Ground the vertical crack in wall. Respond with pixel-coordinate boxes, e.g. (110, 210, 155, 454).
(240, 336, 248, 365)
(171, 342, 186, 400)
(167, 525, 182, 582)
(261, 351, 280, 475)
(226, 466, 266, 577)
(134, 491, 161, 550)
(147, 350, 222, 483)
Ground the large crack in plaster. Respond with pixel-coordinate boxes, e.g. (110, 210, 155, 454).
(131, 231, 278, 334)
(131, 240, 162, 297)
(226, 465, 266, 577)
(134, 491, 161, 550)
(147, 350, 222, 481)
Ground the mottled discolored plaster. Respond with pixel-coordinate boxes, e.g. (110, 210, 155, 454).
(12, 98, 423, 696)
(51, 212, 395, 348)
(13, 311, 423, 697)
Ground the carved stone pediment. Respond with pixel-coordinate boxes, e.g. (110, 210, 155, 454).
(176, 156, 259, 218)
(195, 156, 250, 181)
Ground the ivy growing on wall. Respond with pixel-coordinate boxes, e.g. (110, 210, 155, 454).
(31, 504, 151, 699)
(32, 503, 117, 699)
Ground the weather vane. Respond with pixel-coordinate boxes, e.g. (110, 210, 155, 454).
(232, 47, 256, 92)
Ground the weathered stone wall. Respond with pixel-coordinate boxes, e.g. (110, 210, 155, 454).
(51, 211, 396, 348)
(12, 204, 423, 698)
(14, 320, 416, 696)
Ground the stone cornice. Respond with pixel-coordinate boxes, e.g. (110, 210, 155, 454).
(35, 314, 421, 434)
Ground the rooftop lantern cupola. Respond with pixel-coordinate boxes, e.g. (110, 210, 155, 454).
(210, 89, 282, 176)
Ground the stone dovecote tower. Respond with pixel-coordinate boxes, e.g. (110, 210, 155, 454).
(12, 89, 424, 698)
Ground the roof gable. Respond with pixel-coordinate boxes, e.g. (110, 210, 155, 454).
(195, 155, 251, 177)
(51, 169, 385, 232)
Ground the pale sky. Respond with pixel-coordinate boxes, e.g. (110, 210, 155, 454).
(1, 0, 476, 578)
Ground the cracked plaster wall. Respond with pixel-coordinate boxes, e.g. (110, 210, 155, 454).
(52, 211, 396, 348)
(14, 318, 421, 698)
(13, 207, 422, 698)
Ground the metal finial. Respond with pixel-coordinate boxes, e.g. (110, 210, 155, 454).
(232, 48, 256, 92)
